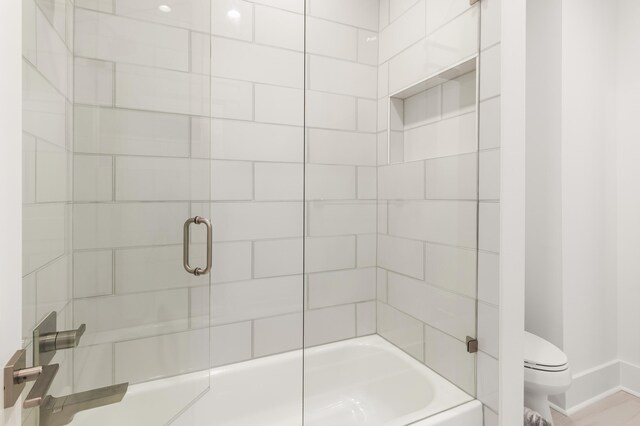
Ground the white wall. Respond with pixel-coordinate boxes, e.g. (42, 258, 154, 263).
(561, 0, 618, 381)
(500, 0, 527, 424)
(616, 0, 640, 384)
(0, 0, 23, 424)
(526, 0, 640, 413)
(555, 0, 620, 410)
(525, 0, 564, 349)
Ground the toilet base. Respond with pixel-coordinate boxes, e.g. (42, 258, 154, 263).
(524, 391, 553, 424)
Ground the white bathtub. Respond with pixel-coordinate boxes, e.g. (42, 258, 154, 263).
(75, 335, 481, 426)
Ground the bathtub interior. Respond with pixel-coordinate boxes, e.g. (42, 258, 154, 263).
(74, 336, 476, 426)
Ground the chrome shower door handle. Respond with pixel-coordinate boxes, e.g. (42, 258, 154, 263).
(183, 216, 212, 276)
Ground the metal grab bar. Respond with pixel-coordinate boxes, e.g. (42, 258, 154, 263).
(183, 216, 212, 276)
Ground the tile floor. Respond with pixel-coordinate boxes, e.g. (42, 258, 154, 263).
(551, 391, 640, 426)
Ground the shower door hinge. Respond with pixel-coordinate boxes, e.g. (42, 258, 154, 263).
(466, 337, 478, 353)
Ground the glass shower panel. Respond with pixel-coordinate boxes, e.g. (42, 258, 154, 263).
(69, 1, 212, 424)
(302, 0, 383, 423)
(304, 0, 481, 424)
(302, 2, 379, 353)
(379, 57, 479, 397)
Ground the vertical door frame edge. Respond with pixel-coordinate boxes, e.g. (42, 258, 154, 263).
(499, 0, 527, 424)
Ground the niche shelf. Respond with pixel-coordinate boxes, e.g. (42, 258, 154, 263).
(387, 56, 478, 164)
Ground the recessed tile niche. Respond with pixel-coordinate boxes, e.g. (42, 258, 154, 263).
(387, 57, 478, 164)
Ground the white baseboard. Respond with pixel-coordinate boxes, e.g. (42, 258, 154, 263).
(548, 359, 640, 416)
(550, 386, 621, 416)
(620, 360, 640, 395)
(621, 386, 640, 399)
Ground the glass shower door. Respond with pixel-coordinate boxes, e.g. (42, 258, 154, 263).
(67, 1, 211, 424)
(21, 0, 213, 424)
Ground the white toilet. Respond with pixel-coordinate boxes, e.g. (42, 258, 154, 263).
(524, 332, 572, 422)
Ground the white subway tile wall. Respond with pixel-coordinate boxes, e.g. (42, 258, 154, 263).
(376, 1, 501, 423)
(71, 0, 381, 387)
(304, 0, 379, 348)
(22, 0, 75, 416)
(21, 0, 503, 420)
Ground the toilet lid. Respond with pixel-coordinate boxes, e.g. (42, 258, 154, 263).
(524, 332, 568, 372)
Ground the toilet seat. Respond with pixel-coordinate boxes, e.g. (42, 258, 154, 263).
(525, 361, 568, 372)
(524, 332, 568, 372)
